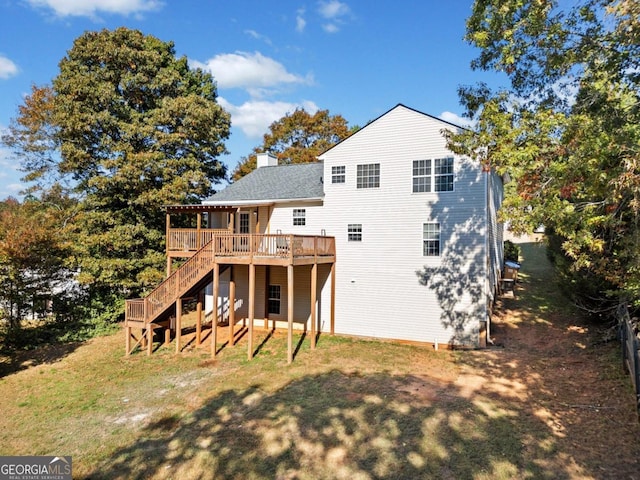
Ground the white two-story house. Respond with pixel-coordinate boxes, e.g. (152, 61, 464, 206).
(201, 104, 505, 348)
(124, 104, 504, 358)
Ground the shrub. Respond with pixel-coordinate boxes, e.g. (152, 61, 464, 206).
(504, 240, 521, 263)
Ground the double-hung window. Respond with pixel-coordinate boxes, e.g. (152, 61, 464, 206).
(434, 157, 454, 192)
(412, 157, 454, 193)
(412, 159, 432, 192)
(348, 224, 362, 242)
(423, 223, 440, 256)
(268, 285, 281, 315)
(356, 163, 380, 188)
(293, 209, 306, 226)
(332, 165, 345, 184)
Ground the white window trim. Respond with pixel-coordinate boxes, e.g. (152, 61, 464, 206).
(434, 157, 455, 193)
(356, 163, 380, 189)
(293, 208, 306, 226)
(423, 222, 441, 256)
(348, 224, 362, 242)
(268, 284, 281, 315)
(412, 157, 455, 193)
(331, 165, 346, 184)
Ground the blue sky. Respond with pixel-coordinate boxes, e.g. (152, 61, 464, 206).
(0, 0, 503, 199)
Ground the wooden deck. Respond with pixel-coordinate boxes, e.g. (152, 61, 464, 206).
(166, 230, 335, 265)
(125, 233, 336, 362)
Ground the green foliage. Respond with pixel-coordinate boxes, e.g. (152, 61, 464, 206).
(232, 108, 352, 181)
(451, 0, 640, 312)
(1, 28, 231, 333)
(545, 231, 618, 316)
(504, 240, 521, 263)
(0, 192, 75, 332)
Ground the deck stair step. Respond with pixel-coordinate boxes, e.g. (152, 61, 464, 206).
(125, 237, 221, 329)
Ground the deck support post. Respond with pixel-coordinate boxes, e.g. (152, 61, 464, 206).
(196, 212, 202, 250)
(212, 263, 219, 357)
(125, 326, 131, 355)
(287, 264, 294, 364)
(175, 297, 182, 353)
(166, 211, 171, 277)
(146, 324, 153, 355)
(229, 266, 236, 346)
(248, 263, 255, 360)
(196, 290, 203, 346)
(264, 265, 269, 329)
(311, 263, 317, 349)
(330, 262, 336, 335)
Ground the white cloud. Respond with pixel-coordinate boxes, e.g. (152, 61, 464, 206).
(0, 183, 23, 197)
(26, 0, 162, 18)
(193, 51, 312, 91)
(0, 55, 19, 79)
(318, 0, 350, 19)
(322, 23, 339, 33)
(245, 29, 272, 46)
(296, 8, 306, 33)
(0, 137, 24, 199)
(219, 97, 318, 138)
(439, 111, 475, 129)
(318, 0, 350, 32)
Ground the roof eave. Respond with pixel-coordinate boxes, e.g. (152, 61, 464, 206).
(203, 196, 323, 208)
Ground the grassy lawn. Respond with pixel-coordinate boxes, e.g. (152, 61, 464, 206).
(1, 241, 639, 479)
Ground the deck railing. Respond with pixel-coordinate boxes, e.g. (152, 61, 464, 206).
(168, 228, 230, 252)
(127, 233, 335, 324)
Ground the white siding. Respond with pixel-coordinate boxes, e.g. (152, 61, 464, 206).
(267, 201, 325, 235)
(207, 105, 502, 347)
(315, 105, 490, 345)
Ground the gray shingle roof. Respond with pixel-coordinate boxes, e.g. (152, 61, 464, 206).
(206, 162, 324, 204)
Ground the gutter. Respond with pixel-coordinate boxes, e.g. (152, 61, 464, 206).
(203, 197, 324, 207)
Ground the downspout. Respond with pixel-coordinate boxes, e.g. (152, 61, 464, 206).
(482, 165, 490, 348)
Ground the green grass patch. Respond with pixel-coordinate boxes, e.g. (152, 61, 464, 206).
(0, 240, 635, 479)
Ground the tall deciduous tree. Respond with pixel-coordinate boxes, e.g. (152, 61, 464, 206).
(0, 192, 74, 330)
(451, 0, 640, 309)
(232, 109, 351, 181)
(2, 28, 231, 321)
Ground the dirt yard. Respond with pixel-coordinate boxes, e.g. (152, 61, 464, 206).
(459, 239, 640, 479)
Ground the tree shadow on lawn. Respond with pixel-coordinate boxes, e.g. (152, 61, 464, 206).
(0, 340, 83, 378)
(86, 369, 582, 480)
(80, 241, 639, 479)
(462, 241, 640, 478)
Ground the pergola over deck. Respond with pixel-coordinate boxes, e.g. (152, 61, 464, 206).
(164, 204, 237, 274)
(126, 204, 336, 364)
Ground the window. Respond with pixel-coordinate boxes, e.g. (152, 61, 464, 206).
(239, 212, 250, 233)
(434, 157, 454, 192)
(332, 165, 345, 184)
(357, 163, 380, 188)
(412, 159, 432, 193)
(293, 209, 306, 226)
(423, 223, 440, 256)
(268, 285, 281, 315)
(348, 224, 362, 242)
(413, 157, 454, 193)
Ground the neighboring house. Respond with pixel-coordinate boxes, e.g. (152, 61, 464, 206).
(202, 104, 505, 347)
(124, 104, 504, 357)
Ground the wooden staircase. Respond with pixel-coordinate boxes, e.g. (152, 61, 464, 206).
(124, 232, 337, 356)
(124, 237, 220, 355)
